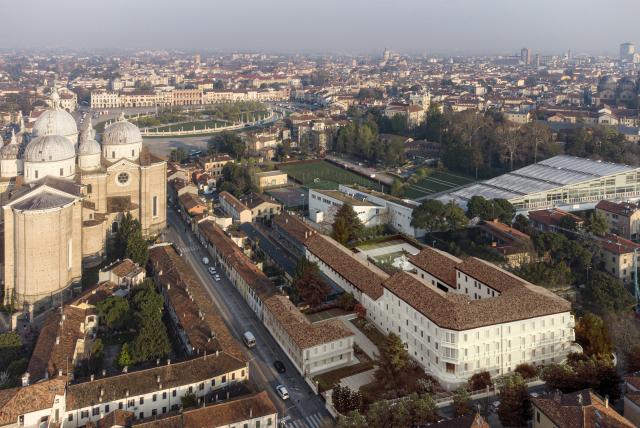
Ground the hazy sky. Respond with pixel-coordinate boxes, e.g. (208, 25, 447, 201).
(2, 0, 639, 55)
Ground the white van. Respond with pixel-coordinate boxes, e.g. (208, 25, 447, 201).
(243, 331, 256, 348)
(202, 257, 209, 265)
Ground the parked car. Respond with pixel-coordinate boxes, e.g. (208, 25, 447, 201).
(243, 331, 256, 348)
(275, 385, 289, 400)
(273, 360, 286, 373)
(202, 257, 209, 265)
(208, 267, 216, 275)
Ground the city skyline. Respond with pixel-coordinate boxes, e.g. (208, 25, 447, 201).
(1, 0, 639, 55)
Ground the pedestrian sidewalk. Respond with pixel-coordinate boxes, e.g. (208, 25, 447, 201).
(342, 314, 379, 360)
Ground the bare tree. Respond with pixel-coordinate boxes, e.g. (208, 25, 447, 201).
(497, 124, 523, 171)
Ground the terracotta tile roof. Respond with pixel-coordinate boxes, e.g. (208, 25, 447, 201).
(528, 208, 584, 228)
(305, 234, 387, 300)
(148, 245, 247, 362)
(109, 258, 144, 279)
(409, 246, 462, 288)
(383, 269, 570, 331)
(595, 200, 640, 217)
(219, 191, 250, 214)
(179, 193, 206, 212)
(198, 221, 275, 300)
(264, 295, 353, 349)
(27, 305, 93, 382)
(478, 220, 531, 242)
(597, 234, 640, 255)
(531, 389, 634, 428)
(131, 391, 276, 428)
(239, 192, 280, 210)
(458, 256, 527, 293)
(272, 212, 316, 244)
(66, 355, 246, 411)
(0, 378, 67, 426)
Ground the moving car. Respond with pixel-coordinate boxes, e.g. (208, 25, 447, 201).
(275, 385, 289, 400)
(202, 257, 209, 265)
(273, 360, 286, 373)
(243, 331, 256, 348)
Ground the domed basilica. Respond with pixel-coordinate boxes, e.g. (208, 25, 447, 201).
(0, 87, 167, 315)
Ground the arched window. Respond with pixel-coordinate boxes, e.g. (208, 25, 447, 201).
(86, 184, 92, 194)
(111, 221, 119, 234)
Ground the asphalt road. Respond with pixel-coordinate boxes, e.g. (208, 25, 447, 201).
(165, 210, 332, 428)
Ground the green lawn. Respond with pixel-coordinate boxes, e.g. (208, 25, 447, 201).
(153, 119, 227, 132)
(403, 171, 475, 199)
(279, 160, 386, 192)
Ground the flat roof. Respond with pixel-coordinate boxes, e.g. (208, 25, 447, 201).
(313, 189, 377, 206)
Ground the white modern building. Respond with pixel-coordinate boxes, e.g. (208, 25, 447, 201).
(305, 234, 577, 389)
(308, 188, 382, 226)
(439, 155, 640, 213)
(340, 185, 425, 238)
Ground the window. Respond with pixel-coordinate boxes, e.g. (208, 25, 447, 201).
(68, 414, 73, 422)
(162, 392, 167, 399)
(152, 409, 157, 416)
(81, 410, 89, 419)
(153, 394, 157, 402)
(199, 382, 204, 390)
(222, 375, 227, 383)
(139, 397, 144, 405)
(112, 151, 115, 158)
(172, 390, 177, 397)
(35, 170, 38, 179)
(117, 172, 130, 185)
(60, 168, 64, 176)
(153, 195, 158, 217)
(128, 400, 135, 407)
(105, 405, 110, 413)
(132, 149, 135, 157)
(87, 184, 92, 194)
(119, 402, 123, 410)
(139, 412, 144, 419)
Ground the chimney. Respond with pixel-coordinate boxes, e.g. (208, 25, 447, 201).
(605, 395, 609, 408)
(55, 336, 60, 345)
(100, 387, 104, 398)
(21, 372, 30, 387)
(102, 369, 106, 376)
(156, 374, 161, 383)
(90, 374, 94, 381)
(250, 408, 253, 418)
(577, 393, 583, 406)
(58, 369, 63, 376)
(156, 358, 160, 366)
(125, 388, 130, 397)
(216, 350, 219, 357)
(123, 366, 128, 373)
(167, 358, 171, 365)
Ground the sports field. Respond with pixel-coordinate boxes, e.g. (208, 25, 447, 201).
(279, 160, 386, 192)
(403, 171, 475, 199)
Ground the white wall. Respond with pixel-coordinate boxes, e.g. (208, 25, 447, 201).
(308, 189, 381, 226)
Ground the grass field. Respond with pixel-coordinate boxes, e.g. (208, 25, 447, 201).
(403, 171, 475, 199)
(279, 160, 386, 192)
(154, 119, 227, 132)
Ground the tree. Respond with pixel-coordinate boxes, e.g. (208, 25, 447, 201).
(407, 393, 438, 425)
(497, 374, 532, 428)
(497, 124, 524, 171)
(337, 293, 356, 311)
(365, 400, 393, 428)
(411, 199, 447, 232)
(96, 296, 130, 330)
(169, 148, 187, 163)
(117, 343, 133, 369)
(542, 356, 622, 401)
(127, 280, 171, 364)
(443, 200, 468, 231)
(331, 385, 362, 414)
(453, 387, 472, 415)
(293, 260, 330, 307)
(466, 196, 495, 220)
(514, 363, 538, 380)
(337, 411, 368, 428)
(626, 344, 640, 372)
(582, 271, 634, 315)
(575, 313, 613, 357)
(468, 371, 493, 391)
(208, 131, 245, 158)
(0, 332, 22, 370)
(585, 211, 609, 237)
(331, 203, 364, 244)
(181, 392, 198, 409)
(513, 214, 531, 234)
(375, 333, 410, 390)
(125, 229, 149, 267)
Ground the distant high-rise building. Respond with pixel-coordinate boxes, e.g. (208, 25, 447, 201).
(520, 47, 531, 65)
(620, 43, 635, 60)
(194, 53, 201, 67)
(382, 48, 390, 62)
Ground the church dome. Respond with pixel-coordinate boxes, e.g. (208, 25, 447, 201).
(24, 135, 76, 163)
(102, 113, 142, 146)
(0, 130, 21, 160)
(32, 87, 78, 143)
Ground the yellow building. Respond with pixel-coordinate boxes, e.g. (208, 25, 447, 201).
(253, 170, 288, 190)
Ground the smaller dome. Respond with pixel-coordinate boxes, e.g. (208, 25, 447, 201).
(24, 135, 76, 163)
(102, 113, 142, 146)
(78, 120, 101, 156)
(0, 130, 20, 160)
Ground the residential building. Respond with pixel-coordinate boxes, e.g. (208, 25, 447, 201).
(531, 389, 634, 428)
(240, 192, 282, 222)
(595, 234, 640, 283)
(178, 193, 208, 218)
(197, 155, 233, 180)
(254, 170, 288, 190)
(528, 208, 584, 233)
(218, 191, 252, 223)
(305, 234, 577, 389)
(384, 102, 425, 127)
(98, 259, 146, 287)
(197, 221, 355, 376)
(477, 220, 533, 267)
(272, 213, 317, 259)
(595, 200, 640, 240)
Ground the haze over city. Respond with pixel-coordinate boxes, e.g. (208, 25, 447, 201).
(2, 0, 640, 55)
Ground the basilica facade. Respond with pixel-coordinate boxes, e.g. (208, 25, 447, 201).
(0, 87, 166, 314)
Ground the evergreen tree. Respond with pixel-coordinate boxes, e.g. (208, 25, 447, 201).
(117, 343, 132, 369)
(497, 374, 532, 428)
(375, 333, 410, 389)
(331, 203, 363, 244)
(453, 387, 472, 415)
(575, 313, 613, 357)
(125, 229, 149, 267)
